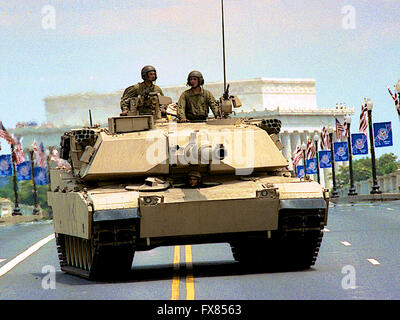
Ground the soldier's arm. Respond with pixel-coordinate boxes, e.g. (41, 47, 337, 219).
(157, 86, 164, 96)
(177, 92, 187, 120)
(207, 92, 220, 118)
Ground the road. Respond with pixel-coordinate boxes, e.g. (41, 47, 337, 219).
(1, 201, 400, 301)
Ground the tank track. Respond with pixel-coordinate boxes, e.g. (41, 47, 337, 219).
(230, 208, 325, 270)
(56, 219, 138, 280)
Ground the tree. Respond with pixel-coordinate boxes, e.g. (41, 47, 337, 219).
(0, 178, 49, 211)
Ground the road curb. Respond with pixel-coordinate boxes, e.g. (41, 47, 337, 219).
(330, 193, 400, 203)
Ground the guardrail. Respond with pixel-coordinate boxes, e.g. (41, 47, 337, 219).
(338, 169, 400, 196)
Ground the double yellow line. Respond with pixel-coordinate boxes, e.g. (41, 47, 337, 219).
(171, 245, 195, 300)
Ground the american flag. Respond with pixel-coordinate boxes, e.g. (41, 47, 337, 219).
(343, 116, 350, 138)
(12, 136, 25, 165)
(50, 149, 63, 167)
(50, 149, 71, 169)
(37, 142, 47, 168)
(31, 140, 39, 155)
(335, 118, 346, 140)
(292, 145, 303, 166)
(0, 121, 16, 145)
(306, 138, 316, 159)
(359, 100, 368, 136)
(31, 140, 46, 168)
(387, 85, 399, 107)
(387, 85, 400, 116)
(320, 126, 330, 150)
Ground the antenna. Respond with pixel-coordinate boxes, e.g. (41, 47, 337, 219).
(89, 109, 93, 127)
(221, 0, 227, 94)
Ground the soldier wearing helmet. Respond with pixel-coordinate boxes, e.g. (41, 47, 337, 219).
(186, 171, 202, 188)
(120, 65, 164, 115)
(177, 71, 220, 122)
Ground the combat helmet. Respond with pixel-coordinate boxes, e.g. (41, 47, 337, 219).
(141, 65, 157, 81)
(188, 171, 202, 179)
(187, 70, 204, 86)
(187, 171, 202, 187)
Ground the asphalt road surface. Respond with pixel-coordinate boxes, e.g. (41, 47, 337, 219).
(1, 201, 400, 301)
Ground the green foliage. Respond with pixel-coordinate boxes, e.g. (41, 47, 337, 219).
(0, 177, 49, 210)
(334, 153, 400, 187)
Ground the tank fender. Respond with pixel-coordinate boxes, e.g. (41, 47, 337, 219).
(88, 191, 140, 222)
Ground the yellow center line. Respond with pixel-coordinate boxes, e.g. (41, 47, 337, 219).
(171, 245, 180, 300)
(170, 245, 195, 300)
(185, 245, 195, 300)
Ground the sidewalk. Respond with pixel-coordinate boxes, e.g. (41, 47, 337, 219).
(0, 213, 49, 225)
(330, 193, 400, 204)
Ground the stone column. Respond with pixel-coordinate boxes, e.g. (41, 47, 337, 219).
(280, 131, 292, 169)
(292, 131, 302, 151)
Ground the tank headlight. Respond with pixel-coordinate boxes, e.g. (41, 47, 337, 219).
(140, 196, 164, 206)
(257, 188, 279, 199)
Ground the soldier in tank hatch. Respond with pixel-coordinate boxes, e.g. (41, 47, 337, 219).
(120, 65, 164, 115)
(177, 71, 220, 122)
(186, 171, 202, 188)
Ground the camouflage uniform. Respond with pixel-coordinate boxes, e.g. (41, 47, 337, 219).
(120, 82, 164, 115)
(177, 88, 219, 121)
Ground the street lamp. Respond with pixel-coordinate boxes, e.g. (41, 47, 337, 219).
(366, 99, 382, 194)
(29, 149, 40, 215)
(345, 115, 357, 196)
(328, 127, 339, 198)
(313, 133, 320, 183)
(301, 142, 308, 179)
(10, 144, 21, 216)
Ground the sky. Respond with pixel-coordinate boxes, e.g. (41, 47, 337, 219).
(0, 0, 399, 158)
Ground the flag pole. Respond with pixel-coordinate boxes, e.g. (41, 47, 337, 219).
(301, 142, 308, 180)
(346, 116, 357, 196)
(10, 143, 21, 216)
(313, 134, 321, 184)
(29, 149, 40, 215)
(366, 99, 382, 194)
(329, 131, 339, 198)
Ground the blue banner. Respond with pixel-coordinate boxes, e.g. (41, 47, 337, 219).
(306, 158, 318, 174)
(34, 167, 48, 185)
(351, 133, 368, 155)
(0, 155, 12, 176)
(318, 150, 331, 168)
(296, 165, 305, 178)
(334, 142, 349, 162)
(373, 122, 393, 147)
(17, 161, 32, 181)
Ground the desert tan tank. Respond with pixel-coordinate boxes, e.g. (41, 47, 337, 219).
(47, 93, 329, 279)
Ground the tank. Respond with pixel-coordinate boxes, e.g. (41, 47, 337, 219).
(47, 93, 329, 279)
